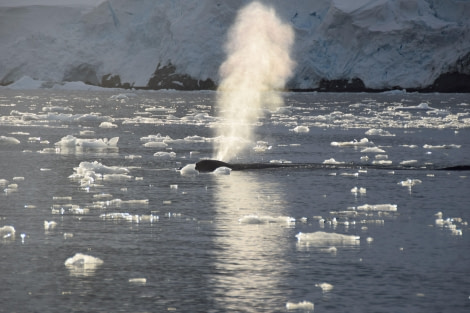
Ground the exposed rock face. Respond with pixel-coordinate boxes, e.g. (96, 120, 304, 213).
(147, 63, 216, 91)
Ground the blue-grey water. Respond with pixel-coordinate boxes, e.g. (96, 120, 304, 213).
(0, 89, 469, 313)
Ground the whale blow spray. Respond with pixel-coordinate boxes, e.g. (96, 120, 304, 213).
(214, 2, 295, 162)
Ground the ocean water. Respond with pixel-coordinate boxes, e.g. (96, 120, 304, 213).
(0, 89, 469, 313)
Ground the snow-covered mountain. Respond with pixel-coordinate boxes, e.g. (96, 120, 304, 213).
(1, 0, 469, 91)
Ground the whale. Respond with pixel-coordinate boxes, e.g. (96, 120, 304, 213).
(194, 159, 470, 173)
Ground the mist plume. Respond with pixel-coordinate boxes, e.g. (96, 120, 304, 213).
(214, 1, 295, 162)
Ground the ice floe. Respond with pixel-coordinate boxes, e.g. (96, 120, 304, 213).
(365, 128, 395, 136)
(291, 125, 310, 133)
(356, 204, 397, 212)
(70, 161, 130, 188)
(423, 144, 461, 149)
(286, 301, 314, 311)
(398, 178, 422, 187)
(64, 253, 103, 277)
(154, 151, 176, 159)
(239, 215, 295, 225)
(100, 213, 158, 223)
(331, 138, 371, 147)
(0, 136, 20, 145)
(180, 164, 199, 176)
(361, 147, 385, 153)
(44, 221, 57, 230)
(55, 135, 119, 152)
(295, 231, 360, 246)
(323, 158, 345, 165)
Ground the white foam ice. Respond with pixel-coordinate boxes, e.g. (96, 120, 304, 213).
(64, 253, 103, 277)
(239, 215, 295, 225)
(0, 136, 20, 145)
(0, 225, 15, 239)
(331, 138, 371, 147)
(295, 231, 360, 246)
(356, 204, 397, 212)
(286, 301, 314, 311)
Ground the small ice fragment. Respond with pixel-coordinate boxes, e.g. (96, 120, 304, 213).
(64, 253, 103, 277)
(356, 204, 397, 212)
(44, 221, 57, 230)
(129, 278, 147, 285)
(21, 233, 26, 243)
(291, 125, 310, 133)
(366, 237, 374, 243)
(64, 233, 74, 239)
(372, 160, 392, 165)
(170, 184, 178, 190)
(361, 147, 385, 153)
(315, 282, 334, 292)
(398, 179, 422, 187)
(99, 121, 118, 128)
(400, 160, 418, 165)
(0, 225, 15, 239)
(286, 301, 314, 311)
(323, 158, 345, 165)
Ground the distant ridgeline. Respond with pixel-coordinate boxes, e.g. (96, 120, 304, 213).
(97, 64, 470, 93)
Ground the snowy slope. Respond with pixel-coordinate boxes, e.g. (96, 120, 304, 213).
(0, 0, 469, 90)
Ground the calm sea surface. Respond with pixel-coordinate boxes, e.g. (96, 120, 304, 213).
(0, 89, 469, 312)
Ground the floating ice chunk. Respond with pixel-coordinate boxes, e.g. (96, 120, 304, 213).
(99, 121, 118, 128)
(323, 158, 345, 165)
(331, 138, 371, 147)
(364, 128, 395, 136)
(372, 160, 392, 165)
(103, 174, 133, 181)
(129, 278, 147, 285)
(398, 178, 422, 187)
(291, 125, 310, 133)
(286, 301, 314, 311)
(395, 103, 436, 111)
(423, 144, 461, 149)
(295, 231, 360, 246)
(351, 187, 366, 194)
(180, 164, 199, 176)
(400, 160, 418, 165)
(144, 142, 168, 148)
(0, 136, 20, 145)
(0, 179, 9, 186)
(44, 220, 57, 230)
(315, 282, 334, 292)
(154, 151, 176, 159)
(356, 204, 397, 212)
(64, 253, 103, 277)
(239, 215, 295, 225)
(213, 167, 231, 175)
(361, 147, 385, 153)
(0, 225, 15, 239)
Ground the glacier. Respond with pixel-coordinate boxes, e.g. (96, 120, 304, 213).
(0, 0, 469, 91)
